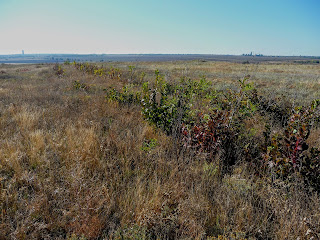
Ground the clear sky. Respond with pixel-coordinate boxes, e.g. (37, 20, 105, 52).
(0, 0, 319, 56)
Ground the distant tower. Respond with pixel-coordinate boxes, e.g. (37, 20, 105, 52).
(22, 50, 24, 55)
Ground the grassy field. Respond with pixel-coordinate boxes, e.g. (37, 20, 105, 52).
(0, 61, 320, 239)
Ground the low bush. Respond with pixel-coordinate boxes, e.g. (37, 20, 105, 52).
(263, 100, 320, 191)
(53, 63, 64, 77)
(105, 85, 141, 106)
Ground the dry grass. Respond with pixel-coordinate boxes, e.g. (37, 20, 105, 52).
(123, 60, 320, 105)
(0, 62, 319, 239)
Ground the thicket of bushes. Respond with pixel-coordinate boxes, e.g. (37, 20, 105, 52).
(86, 62, 320, 192)
(67, 61, 320, 192)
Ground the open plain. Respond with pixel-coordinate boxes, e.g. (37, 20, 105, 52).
(0, 60, 320, 239)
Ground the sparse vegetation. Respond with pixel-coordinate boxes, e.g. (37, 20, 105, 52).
(0, 61, 320, 239)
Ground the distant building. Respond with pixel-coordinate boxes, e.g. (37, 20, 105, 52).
(242, 52, 263, 57)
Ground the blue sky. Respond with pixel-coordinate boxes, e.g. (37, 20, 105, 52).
(0, 0, 319, 55)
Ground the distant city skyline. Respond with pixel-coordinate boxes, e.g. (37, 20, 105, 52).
(0, 0, 319, 56)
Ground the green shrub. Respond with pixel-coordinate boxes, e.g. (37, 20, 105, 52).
(53, 63, 64, 77)
(141, 70, 192, 135)
(263, 100, 320, 191)
(73, 80, 89, 91)
(105, 85, 141, 105)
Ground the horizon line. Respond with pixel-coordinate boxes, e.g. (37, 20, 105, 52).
(1, 53, 320, 58)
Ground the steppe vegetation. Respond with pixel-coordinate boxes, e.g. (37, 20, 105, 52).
(0, 60, 320, 239)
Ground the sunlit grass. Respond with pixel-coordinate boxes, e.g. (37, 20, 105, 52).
(0, 61, 319, 239)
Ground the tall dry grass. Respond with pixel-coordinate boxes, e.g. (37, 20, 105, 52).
(0, 62, 319, 239)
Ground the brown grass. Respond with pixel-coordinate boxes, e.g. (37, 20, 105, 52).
(0, 62, 319, 239)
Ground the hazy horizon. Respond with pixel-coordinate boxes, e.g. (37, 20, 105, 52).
(1, 53, 320, 57)
(1, 0, 319, 56)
